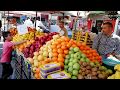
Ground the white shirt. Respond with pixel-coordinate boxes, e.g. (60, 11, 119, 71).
(24, 19, 34, 28)
(35, 20, 46, 30)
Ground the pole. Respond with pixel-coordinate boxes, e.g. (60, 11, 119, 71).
(4, 11, 5, 31)
(35, 11, 37, 28)
(7, 11, 9, 31)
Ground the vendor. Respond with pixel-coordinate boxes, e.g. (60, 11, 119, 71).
(58, 21, 68, 37)
(92, 22, 120, 58)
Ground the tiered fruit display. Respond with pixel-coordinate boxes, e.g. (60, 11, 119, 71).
(26, 35, 103, 79)
(23, 32, 58, 58)
(64, 47, 89, 79)
(78, 61, 113, 79)
(108, 64, 120, 79)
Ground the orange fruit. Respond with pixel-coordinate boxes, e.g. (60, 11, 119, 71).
(36, 68, 40, 73)
(64, 50, 69, 54)
(41, 61, 46, 65)
(61, 45, 67, 50)
(53, 52, 58, 57)
(72, 44, 77, 47)
(67, 43, 72, 48)
(34, 73, 40, 79)
(52, 49, 57, 53)
(92, 53, 97, 56)
(59, 62, 64, 68)
(51, 45, 56, 49)
(54, 41, 59, 45)
(80, 46, 84, 50)
(58, 57, 64, 62)
(64, 37, 70, 42)
(57, 39, 62, 43)
(81, 42, 86, 46)
(57, 44, 61, 49)
(58, 54, 64, 58)
(57, 49, 63, 54)
(52, 57, 58, 62)
(76, 42, 82, 47)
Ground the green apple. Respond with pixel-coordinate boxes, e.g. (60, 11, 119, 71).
(73, 63, 80, 70)
(68, 62, 74, 67)
(65, 55, 70, 59)
(80, 58, 86, 62)
(74, 53, 78, 58)
(72, 70, 79, 76)
(69, 51, 74, 55)
(68, 67, 73, 73)
(74, 47, 80, 52)
(70, 47, 74, 51)
(72, 59, 78, 64)
(85, 58, 90, 62)
(71, 76, 77, 79)
(69, 58, 74, 62)
(64, 65, 69, 70)
(64, 59, 69, 65)
(71, 54, 74, 58)
(81, 54, 86, 58)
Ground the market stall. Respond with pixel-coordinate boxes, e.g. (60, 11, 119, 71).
(2, 11, 120, 79)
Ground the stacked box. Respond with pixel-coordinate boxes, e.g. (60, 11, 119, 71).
(40, 62, 61, 79)
(47, 71, 71, 79)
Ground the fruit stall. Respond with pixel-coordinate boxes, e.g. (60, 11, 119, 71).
(7, 10, 120, 79)
(10, 27, 120, 79)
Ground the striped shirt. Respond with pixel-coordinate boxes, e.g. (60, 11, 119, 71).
(92, 32, 120, 57)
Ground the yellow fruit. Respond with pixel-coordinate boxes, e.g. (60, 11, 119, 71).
(114, 64, 120, 71)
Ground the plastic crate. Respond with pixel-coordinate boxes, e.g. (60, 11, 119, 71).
(102, 58, 120, 67)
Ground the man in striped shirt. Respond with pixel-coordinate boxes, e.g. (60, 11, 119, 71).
(92, 22, 120, 58)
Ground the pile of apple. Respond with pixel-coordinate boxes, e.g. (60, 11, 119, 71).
(23, 32, 58, 58)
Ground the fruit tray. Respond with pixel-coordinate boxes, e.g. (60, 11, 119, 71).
(103, 58, 120, 67)
(40, 62, 61, 73)
(47, 71, 71, 79)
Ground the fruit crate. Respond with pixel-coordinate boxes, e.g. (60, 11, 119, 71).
(72, 30, 93, 47)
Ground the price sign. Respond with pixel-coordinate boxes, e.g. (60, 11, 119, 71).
(17, 25, 28, 35)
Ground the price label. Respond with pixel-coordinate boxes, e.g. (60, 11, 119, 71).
(17, 25, 28, 35)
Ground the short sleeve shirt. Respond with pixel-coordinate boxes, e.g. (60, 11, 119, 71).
(0, 41, 14, 63)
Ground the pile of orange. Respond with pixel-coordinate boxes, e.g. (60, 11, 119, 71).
(9, 28, 18, 36)
(51, 36, 71, 68)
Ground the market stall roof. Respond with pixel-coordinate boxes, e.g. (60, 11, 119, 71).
(87, 11, 106, 18)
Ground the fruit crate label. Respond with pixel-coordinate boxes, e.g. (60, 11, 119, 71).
(43, 63, 59, 69)
(50, 73, 68, 79)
